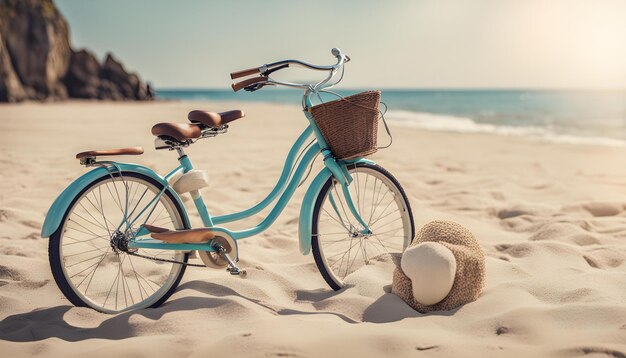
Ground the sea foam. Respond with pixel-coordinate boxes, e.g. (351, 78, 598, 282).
(385, 110, 626, 147)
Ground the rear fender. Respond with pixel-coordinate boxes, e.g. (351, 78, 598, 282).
(41, 163, 189, 238)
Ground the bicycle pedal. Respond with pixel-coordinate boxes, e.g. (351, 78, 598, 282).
(219, 249, 246, 277)
(226, 265, 247, 277)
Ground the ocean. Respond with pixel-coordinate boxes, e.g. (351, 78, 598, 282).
(157, 89, 626, 146)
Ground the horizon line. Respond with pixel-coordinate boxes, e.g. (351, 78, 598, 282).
(155, 87, 626, 92)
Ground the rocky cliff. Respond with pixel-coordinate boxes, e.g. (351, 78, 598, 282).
(0, 0, 153, 102)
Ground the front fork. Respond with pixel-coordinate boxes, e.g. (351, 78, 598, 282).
(322, 150, 371, 234)
(303, 100, 370, 234)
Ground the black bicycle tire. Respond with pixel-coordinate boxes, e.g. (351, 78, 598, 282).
(48, 171, 189, 312)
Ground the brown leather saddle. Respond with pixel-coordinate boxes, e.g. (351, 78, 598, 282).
(151, 110, 244, 142)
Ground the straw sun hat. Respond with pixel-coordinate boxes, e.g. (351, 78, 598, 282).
(392, 220, 486, 313)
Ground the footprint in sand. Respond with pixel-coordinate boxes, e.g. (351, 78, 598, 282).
(583, 249, 625, 269)
(19, 219, 41, 229)
(0, 264, 23, 281)
(495, 243, 532, 258)
(496, 208, 530, 219)
(583, 255, 600, 268)
(529, 223, 601, 246)
(21, 233, 40, 240)
(567, 202, 625, 217)
(491, 204, 552, 221)
(568, 347, 626, 358)
(0, 209, 11, 222)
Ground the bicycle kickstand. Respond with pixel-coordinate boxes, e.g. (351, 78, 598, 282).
(216, 246, 247, 277)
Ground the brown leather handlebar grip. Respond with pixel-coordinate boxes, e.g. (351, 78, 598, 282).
(230, 67, 261, 80)
(231, 76, 268, 92)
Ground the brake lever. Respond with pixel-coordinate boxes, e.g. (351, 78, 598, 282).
(244, 82, 273, 92)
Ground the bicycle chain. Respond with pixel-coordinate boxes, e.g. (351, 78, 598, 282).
(127, 251, 206, 267)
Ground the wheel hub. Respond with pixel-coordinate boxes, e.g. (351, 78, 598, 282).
(350, 230, 372, 239)
(110, 230, 136, 253)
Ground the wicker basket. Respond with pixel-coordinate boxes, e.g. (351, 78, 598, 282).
(310, 90, 381, 160)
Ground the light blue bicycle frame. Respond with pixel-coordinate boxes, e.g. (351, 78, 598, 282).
(41, 50, 373, 257)
(116, 92, 373, 254)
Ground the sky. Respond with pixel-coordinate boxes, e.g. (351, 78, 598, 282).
(55, 0, 626, 90)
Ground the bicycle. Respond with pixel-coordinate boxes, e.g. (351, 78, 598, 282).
(41, 48, 415, 313)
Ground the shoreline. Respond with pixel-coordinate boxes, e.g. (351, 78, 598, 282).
(3, 99, 625, 149)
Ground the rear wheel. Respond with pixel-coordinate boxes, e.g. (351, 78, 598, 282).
(49, 172, 189, 313)
(312, 163, 415, 290)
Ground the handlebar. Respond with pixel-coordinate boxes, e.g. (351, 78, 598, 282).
(231, 76, 268, 92)
(230, 67, 261, 80)
(230, 48, 349, 92)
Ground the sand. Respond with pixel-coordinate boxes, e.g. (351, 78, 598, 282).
(0, 101, 625, 357)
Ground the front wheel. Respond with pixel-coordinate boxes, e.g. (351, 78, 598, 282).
(312, 163, 415, 290)
(48, 172, 189, 313)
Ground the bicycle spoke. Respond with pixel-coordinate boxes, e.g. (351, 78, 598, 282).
(332, 183, 355, 230)
(335, 241, 356, 276)
(136, 192, 162, 227)
(148, 206, 167, 226)
(118, 254, 129, 309)
(321, 207, 350, 230)
(328, 238, 362, 274)
(344, 238, 363, 276)
(103, 257, 120, 309)
(68, 251, 110, 275)
(367, 237, 389, 256)
(354, 169, 362, 218)
(64, 246, 108, 258)
(126, 187, 149, 223)
(66, 218, 107, 240)
(97, 187, 115, 236)
(372, 200, 400, 225)
(82, 248, 111, 294)
(326, 237, 361, 261)
(367, 178, 381, 224)
(63, 234, 109, 246)
(74, 204, 110, 233)
(371, 211, 402, 228)
(128, 255, 147, 301)
(362, 174, 370, 219)
(368, 186, 392, 226)
(372, 226, 404, 236)
(369, 235, 404, 251)
(312, 231, 353, 236)
(104, 181, 126, 218)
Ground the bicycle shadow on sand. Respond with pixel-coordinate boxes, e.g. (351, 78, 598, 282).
(0, 280, 346, 342)
(0, 292, 236, 342)
(0, 281, 453, 342)
(178, 280, 361, 323)
(180, 281, 457, 324)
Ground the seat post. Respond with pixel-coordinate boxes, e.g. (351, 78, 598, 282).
(176, 147, 193, 173)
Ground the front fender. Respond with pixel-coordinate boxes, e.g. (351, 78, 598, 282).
(41, 163, 189, 238)
(298, 158, 375, 255)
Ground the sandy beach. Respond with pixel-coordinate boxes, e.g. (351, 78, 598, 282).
(0, 101, 625, 357)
